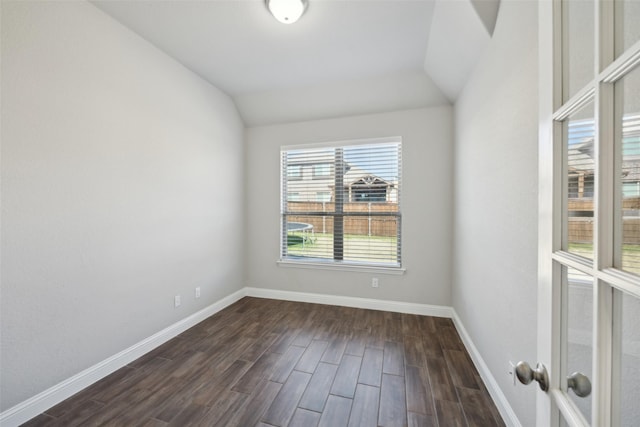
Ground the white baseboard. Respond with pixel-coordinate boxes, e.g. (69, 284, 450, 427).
(0, 288, 247, 427)
(245, 286, 454, 318)
(452, 309, 522, 427)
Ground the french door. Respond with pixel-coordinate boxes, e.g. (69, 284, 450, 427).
(538, 0, 640, 426)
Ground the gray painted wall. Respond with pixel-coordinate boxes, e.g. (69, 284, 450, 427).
(1, 1, 245, 410)
(452, 0, 539, 425)
(245, 107, 454, 306)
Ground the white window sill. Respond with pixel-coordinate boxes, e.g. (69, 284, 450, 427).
(277, 259, 406, 275)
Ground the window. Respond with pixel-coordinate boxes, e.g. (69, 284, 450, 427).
(312, 164, 331, 178)
(315, 191, 331, 202)
(287, 165, 302, 180)
(280, 138, 402, 269)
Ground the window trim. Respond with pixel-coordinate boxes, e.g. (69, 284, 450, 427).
(277, 259, 406, 275)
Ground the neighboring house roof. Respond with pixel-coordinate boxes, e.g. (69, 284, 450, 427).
(568, 142, 594, 174)
(343, 165, 396, 188)
(568, 113, 640, 180)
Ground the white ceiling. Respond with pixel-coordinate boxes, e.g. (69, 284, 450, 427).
(91, 0, 498, 126)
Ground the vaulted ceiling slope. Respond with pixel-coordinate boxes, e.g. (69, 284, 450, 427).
(91, 0, 500, 126)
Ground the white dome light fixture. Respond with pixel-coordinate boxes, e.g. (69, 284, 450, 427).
(266, 0, 308, 24)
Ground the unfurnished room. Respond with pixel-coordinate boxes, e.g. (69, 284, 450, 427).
(1, 0, 640, 426)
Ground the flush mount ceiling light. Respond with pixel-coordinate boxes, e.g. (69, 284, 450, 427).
(265, 0, 308, 24)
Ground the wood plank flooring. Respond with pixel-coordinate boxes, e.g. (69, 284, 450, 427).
(22, 297, 505, 427)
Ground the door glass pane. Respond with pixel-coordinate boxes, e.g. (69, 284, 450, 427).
(563, 0, 594, 101)
(565, 102, 595, 259)
(564, 266, 593, 422)
(616, 65, 640, 274)
(620, 291, 640, 426)
(615, 0, 640, 58)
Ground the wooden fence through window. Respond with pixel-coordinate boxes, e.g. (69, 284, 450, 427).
(568, 198, 640, 244)
(286, 201, 398, 237)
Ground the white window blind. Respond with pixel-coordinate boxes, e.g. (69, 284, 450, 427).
(280, 138, 402, 268)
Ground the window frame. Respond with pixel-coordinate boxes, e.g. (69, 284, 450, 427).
(278, 137, 405, 275)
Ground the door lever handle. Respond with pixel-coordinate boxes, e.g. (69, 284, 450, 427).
(567, 372, 591, 397)
(515, 361, 549, 392)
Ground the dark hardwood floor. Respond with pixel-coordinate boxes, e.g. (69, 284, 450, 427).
(22, 297, 505, 427)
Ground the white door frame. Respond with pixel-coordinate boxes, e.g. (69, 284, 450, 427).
(538, 0, 562, 423)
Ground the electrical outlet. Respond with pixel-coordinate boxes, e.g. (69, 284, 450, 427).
(195, 287, 201, 299)
(508, 361, 516, 385)
(372, 277, 379, 288)
(174, 295, 181, 308)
